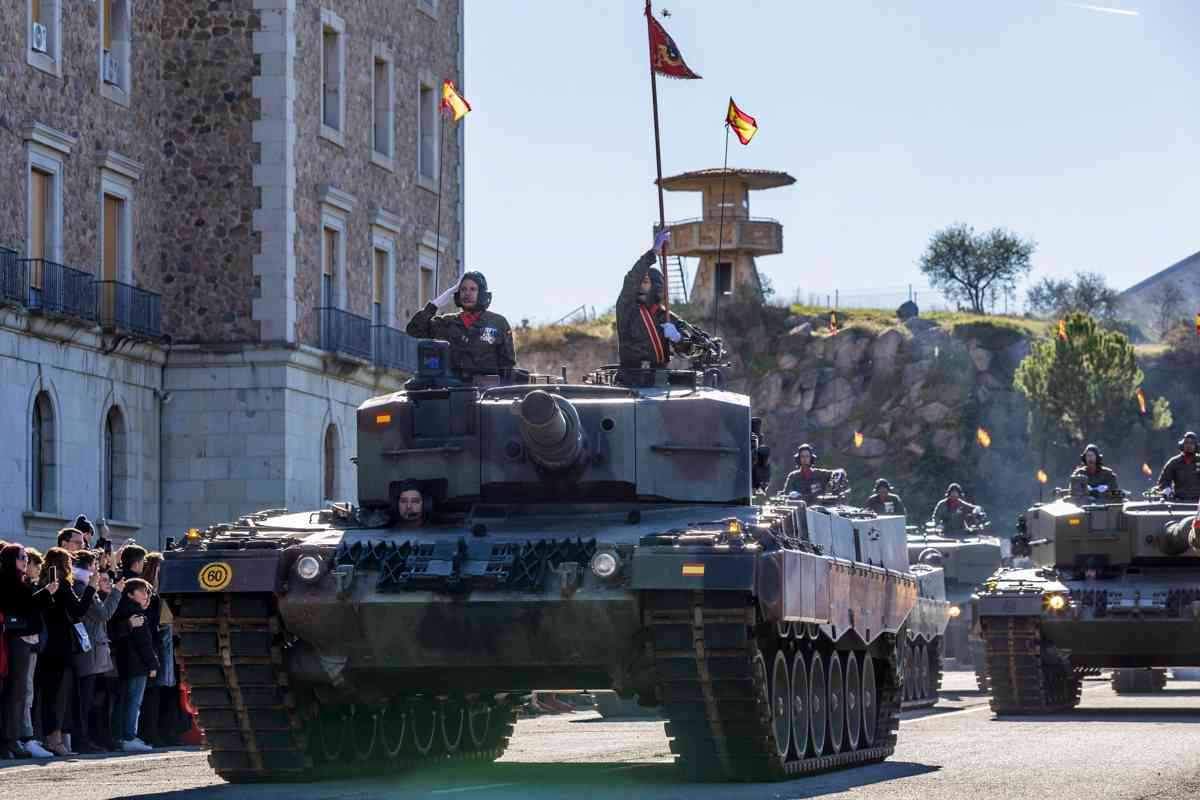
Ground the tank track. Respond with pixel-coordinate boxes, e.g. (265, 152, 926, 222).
(901, 634, 943, 710)
(645, 590, 901, 781)
(971, 640, 992, 694)
(1111, 668, 1167, 694)
(175, 592, 517, 783)
(980, 616, 1081, 714)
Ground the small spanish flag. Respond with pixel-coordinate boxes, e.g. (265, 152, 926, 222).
(441, 80, 471, 122)
(1136, 387, 1147, 415)
(1195, 312, 1200, 336)
(726, 97, 758, 145)
(682, 564, 705, 577)
(830, 311, 839, 334)
(1058, 319, 1068, 341)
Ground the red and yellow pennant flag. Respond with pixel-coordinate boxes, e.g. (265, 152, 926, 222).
(441, 80, 471, 122)
(1195, 312, 1200, 336)
(830, 311, 839, 334)
(646, 6, 701, 79)
(1057, 319, 1068, 341)
(726, 97, 758, 145)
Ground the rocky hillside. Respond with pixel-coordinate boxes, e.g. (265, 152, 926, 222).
(515, 302, 1180, 531)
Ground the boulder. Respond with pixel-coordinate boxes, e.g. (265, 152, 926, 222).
(916, 402, 951, 424)
(904, 317, 938, 334)
(758, 373, 787, 411)
(904, 442, 927, 458)
(896, 300, 919, 321)
(788, 322, 813, 340)
(966, 339, 993, 372)
(870, 329, 904, 378)
(833, 332, 872, 372)
(932, 428, 966, 460)
(811, 375, 857, 427)
(777, 353, 800, 370)
(855, 436, 888, 458)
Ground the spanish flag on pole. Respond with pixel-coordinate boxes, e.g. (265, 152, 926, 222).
(726, 97, 758, 145)
(441, 80, 471, 122)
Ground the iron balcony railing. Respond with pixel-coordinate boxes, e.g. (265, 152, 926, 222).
(0, 247, 23, 305)
(97, 280, 162, 338)
(21, 258, 98, 324)
(319, 306, 372, 361)
(371, 324, 420, 372)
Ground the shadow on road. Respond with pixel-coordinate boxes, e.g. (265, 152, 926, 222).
(990, 706, 1200, 724)
(122, 759, 940, 800)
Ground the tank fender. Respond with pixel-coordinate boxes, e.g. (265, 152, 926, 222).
(630, 550, 755, 591)
(160, 549, 285, 595)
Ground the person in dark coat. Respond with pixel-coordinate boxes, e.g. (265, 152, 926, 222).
(864, 478, 908, 516)
(1158, 432, 1200, 503)
(931, 483, 984, 537)
(34, 547, 97, 756)
(0, 544, 56, 759)
(615, 231, 691, 369)
(71, 552, 122, 753)
(782, 444, 842, 504)
(405, 271, 516, 377)
(109, 578, 157, 752)
(1069, 444, 1120, 495)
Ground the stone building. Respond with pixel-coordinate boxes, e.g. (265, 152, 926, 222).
(0, 0, 465, 550)
(659, 168, 793, 309)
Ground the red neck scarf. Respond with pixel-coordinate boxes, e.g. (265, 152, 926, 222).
(1086, 465, 1097, 474)
(1185, 454, 1195, 465)
(948, 498, 959, 510)
(800, 468, 812, 480)
(638, 305, 665, 364)
(459, 311, 482, 329)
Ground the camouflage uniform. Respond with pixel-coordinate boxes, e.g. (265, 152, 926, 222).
(1069, 464, 1120, 492)
(931, 497, 981, 535)
(616, 249, 672, 368)
(406, 305, 515, 376)
(1157, 454, 1200, 503)
(784, 468, 835, 502)
(865, 493, 907, 516)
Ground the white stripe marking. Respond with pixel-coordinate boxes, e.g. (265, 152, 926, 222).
(431, 783, 517, 795)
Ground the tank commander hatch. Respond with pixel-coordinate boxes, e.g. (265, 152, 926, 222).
(1157, 431, 1200, 503)
(396, 480, 427, 529)
(864, 478, 907, 516)
(1069, 443, 1120, 495)
(406, 270, 515, 378)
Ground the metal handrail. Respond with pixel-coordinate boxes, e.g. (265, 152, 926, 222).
(97, 280, 162, 338)
(371, 324, 419, 372)
(19, 258, 98, 324)
(0, 248, 23, 305)
(318, 306, 372, 360)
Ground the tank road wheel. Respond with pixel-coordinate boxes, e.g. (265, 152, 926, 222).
(349, 706, 378, 761)
(776, 621, 794, 640)
(860, 652, 878, 748)
(770, 650, 792, 759)
(845, 651, 862, 751)
(467, 702, 493, 750)
(809, 651, 828, 755)
(440, 700, 466, 754)
(378, 702, 407, 760)
(790, 650, 811, 758)
(827, 651, 846, 754)
(316, 708, 349, 762)
(407, 701, 440, 756)
(805, 623, 821, 640)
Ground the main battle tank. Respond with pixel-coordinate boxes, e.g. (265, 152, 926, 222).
(160, 337, 923, 782)
(906, 519, 1003, 688)
(975, 485, 1200, 714)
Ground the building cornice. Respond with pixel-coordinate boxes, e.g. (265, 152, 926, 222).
(372, 207, 405, 236)
(22, 122, 78, 156)
(96, 149, 145, 182)
(319, 184, 356, 214)
(421, 230, 447, 253)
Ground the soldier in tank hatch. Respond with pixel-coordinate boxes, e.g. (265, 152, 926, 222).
(616, 230, 691, 369)
(395, 480, 427, 529)
(405, 270, 515, 377)
(930, 483, 983, 536)
(1069, 443, 1120, 494)
(864, 478, 907, 516)
(783, 444, 843, 504)
(1157, 431, 1200, 503)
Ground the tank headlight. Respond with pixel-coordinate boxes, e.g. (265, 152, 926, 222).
(296, 555, 323, 582)
(590, 551, 620, 579)
(1046, 593, 1067, 611)
(948, 605, 962, 618)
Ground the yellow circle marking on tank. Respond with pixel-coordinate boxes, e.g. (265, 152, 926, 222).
(199, 561, 234, 592)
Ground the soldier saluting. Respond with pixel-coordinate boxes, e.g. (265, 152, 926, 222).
(616, 230, 687, 368)
(1157, 431, 1200, 503)
(406, 271, 515, 377)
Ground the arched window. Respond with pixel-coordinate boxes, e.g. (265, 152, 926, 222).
(31, 392, 57, 512)
(323, 424, 339, 502)
(103, 406, 128, 520)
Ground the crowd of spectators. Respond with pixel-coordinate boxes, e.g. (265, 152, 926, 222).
(0, 516, 191, 759)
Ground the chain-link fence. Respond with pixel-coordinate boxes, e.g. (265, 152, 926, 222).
(794, 284, 1023, 314)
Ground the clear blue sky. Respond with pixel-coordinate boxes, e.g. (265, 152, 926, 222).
(463, 0, 1197, 324)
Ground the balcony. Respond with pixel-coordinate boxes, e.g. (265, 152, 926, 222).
(319, 306, 372, 361)
(661, 216, 783, 257)
(21, 258, 98, 325)
(372, 324, 419, 372)
(0, 247, 22, 305)
(98, 281, 162, 338)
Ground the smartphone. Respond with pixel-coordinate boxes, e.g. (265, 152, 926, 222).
(99, 538, 113, 554)
(47, 566, 57, 584)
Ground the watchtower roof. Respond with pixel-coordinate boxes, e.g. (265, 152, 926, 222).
(658, 168, 796, 192)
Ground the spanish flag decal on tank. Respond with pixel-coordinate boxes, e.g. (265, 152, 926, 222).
(682, 564, 705, 577)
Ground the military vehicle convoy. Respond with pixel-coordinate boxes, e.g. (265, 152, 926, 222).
(975, 487, 1200, 714)
(160, 338, 927, 783)
(906, 522, 1003, 691)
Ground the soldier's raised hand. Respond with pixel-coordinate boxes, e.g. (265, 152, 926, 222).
(653, 229, 670, 252)
(662, 322, 682, 342)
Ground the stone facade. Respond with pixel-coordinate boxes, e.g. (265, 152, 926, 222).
(0, 0, 466, 546)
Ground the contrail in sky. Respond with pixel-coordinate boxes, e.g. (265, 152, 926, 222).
(1067, 3, 1140, 15)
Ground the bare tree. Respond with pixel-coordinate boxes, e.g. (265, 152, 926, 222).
(918, 223, 1035, 314)
(1148, 280, 1185, 339)
(1026, 271, 1119, 321)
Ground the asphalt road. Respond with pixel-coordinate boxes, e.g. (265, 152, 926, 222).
(3, 671, 1199, 800)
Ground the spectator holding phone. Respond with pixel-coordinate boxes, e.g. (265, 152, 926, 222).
(35, 547, 97, 756)
(110, 578, 157, 753)
(0, 544, 56, 759)
(72, 552, 123, 753)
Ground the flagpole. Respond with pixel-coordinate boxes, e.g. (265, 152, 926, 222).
(713, 122, 731, 338)
(433, 109, 447, 296)
(645, 0, 669, 319)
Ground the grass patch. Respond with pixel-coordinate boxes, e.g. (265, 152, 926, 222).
(518, 315, 615, 351)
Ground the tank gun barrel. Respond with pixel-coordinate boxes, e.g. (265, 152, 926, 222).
(1154, 515, 1199, 557)
(516, 390, 586, 471)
